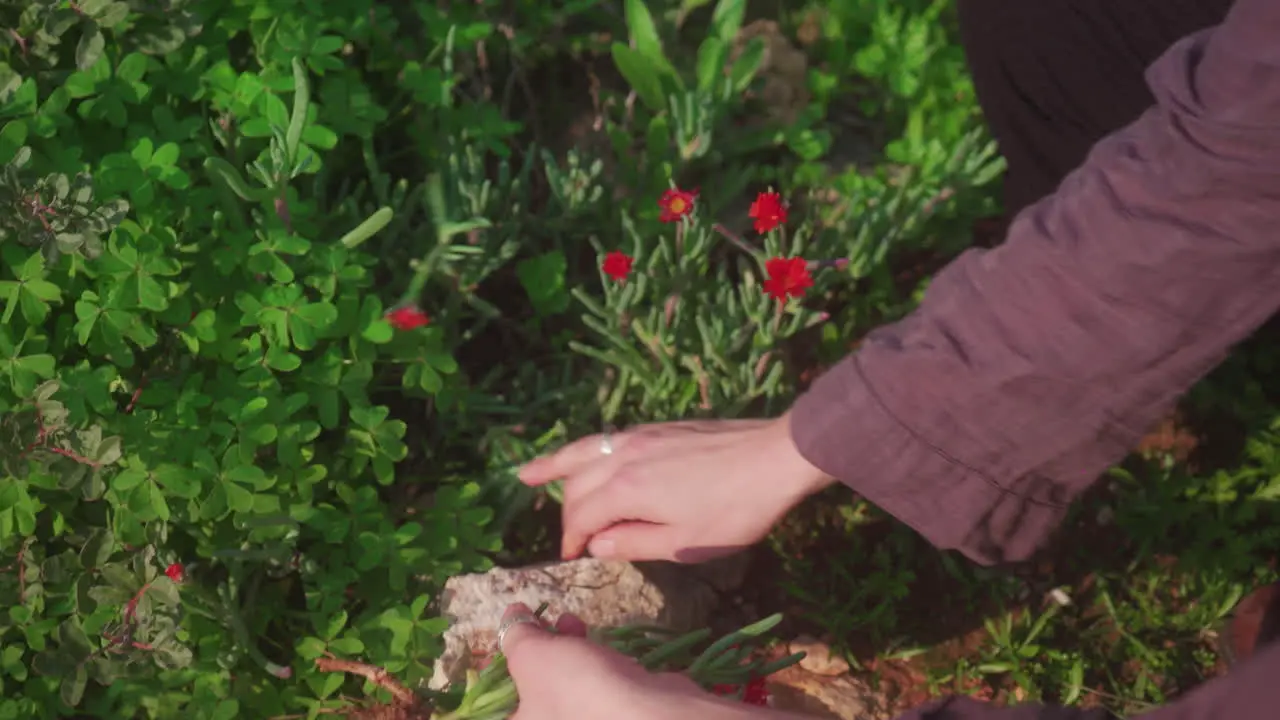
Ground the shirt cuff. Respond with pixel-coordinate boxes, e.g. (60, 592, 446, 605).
(788, 353, 1072, 566)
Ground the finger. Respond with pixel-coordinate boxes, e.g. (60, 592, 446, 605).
(520, 420, 753, 486)
(554, 613, 588, 638)
(502, 606, 590, 687)
(500, 604, 551, 667)
(557, 459, 628, 559)
(586, 520, 678, 562)
(562, 468, 663, 560)
(519, 431, 629, 486)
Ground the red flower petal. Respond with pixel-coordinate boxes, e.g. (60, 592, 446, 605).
(386, 306, 430, 330)
(658, 187, 699, 223)
(762, 257, 813, 302)
(742, 677, 769, 706)
(165, 563, 185, 583)
(602, 251, 634, 281)
(710, 678, 770, 706)
(748, 191, 788, 234)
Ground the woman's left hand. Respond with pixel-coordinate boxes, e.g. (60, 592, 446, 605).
(500, 603, 785, 720)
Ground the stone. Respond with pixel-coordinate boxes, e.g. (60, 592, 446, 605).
(427, 556, 747, 691)
(790, 635, 851, 676)
(766, 662, 879, 720)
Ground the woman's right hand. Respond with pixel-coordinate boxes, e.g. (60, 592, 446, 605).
(517, 412, 834, 563)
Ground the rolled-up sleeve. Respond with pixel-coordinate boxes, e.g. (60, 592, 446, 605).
(789, 0, 1280, 566)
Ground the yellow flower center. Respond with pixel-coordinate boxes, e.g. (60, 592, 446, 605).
(669, 197, 686, 213)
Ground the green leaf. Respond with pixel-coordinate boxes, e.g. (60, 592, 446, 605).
(26, 279, 61, 302)
(424, 347, 458, 374)
(265, 346, 301, 372)
(696, 37, 728, 93)
(79, 528, 114, 568)
(212, 700, 240, 720)
(225, 464, 269, 489)
(15, 353, 55, 378)
(150, 141, 179, 167)
(224, 481, 254, 513)
(112, 468, 147, 492)
(58, 622, 94, 661)
(289, 322, 317, 351)
(60, 665, 88, 706)
(1, 77, 37, 117)
(100, 563, 136, 591)
(321, 611, 348, 640)
(287, 58, 310, 161)
(153, 465, 202, 499)
(97, 2, 130, 27)
(0, 121, 26, 164)
(624, 0, 664, 65)
(203, 158, 272, 202)
(328, 636, 364, 655)
(64, 71, 97, 100)
(516, 251, 570, 316)
(302, 123, 338, 150)
(730, 37, 767, 93)
(611, 43, 665, 114)
(362, 320, 393, 344)
(711, 0, 746, 43)
(79, 0, 111, 15)
(407, 363, 442, 393)
(76, 27, 105, 71)
(148, 576, 180, 606)
(295, 301, 337, 329)
(296, 637, 326, 660)
(338, 207, 393, 249)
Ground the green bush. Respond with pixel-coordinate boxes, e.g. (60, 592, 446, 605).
(0, 0, 1008, 717)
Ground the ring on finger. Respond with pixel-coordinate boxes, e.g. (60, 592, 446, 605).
(496, 612, 540, 654)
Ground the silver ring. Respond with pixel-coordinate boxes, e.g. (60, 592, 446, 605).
(599, 432, 614, 456)
(496, 614, 539, 654)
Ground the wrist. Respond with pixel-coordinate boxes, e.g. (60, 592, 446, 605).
(766, 410, 837, 500)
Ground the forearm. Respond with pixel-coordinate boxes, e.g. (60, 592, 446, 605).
(789, 0, 1280, 565)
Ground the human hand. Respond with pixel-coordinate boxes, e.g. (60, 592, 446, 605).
(500, 604, 783, 720)
(518, 412, 833, 562)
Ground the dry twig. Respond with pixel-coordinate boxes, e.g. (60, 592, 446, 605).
(315, 657, 422, 709)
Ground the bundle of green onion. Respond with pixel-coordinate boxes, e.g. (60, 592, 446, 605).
(431, 605, 805, 720)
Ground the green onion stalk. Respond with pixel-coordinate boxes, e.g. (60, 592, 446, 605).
(430, 605, 805, 720)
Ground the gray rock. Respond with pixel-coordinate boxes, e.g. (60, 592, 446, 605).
(427, 555, 749, 691)
(790, 635, 852, 677)
(767, 661, 879, 720)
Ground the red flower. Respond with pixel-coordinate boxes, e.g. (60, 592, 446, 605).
(711, 678, 770, 706)
(658, 187, 698, 223)
(742, 677, 769, 706)
(165, 563, 185, 583)
(748, 191, 787, 233)
(762, 257, 812, 302)
(602, 251, 634, 281)
(386, 306, 430, 330)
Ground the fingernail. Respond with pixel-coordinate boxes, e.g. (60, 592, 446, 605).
(588, 538, 615, 558)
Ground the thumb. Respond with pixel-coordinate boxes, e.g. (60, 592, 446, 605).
(500, 604, 582, 684)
